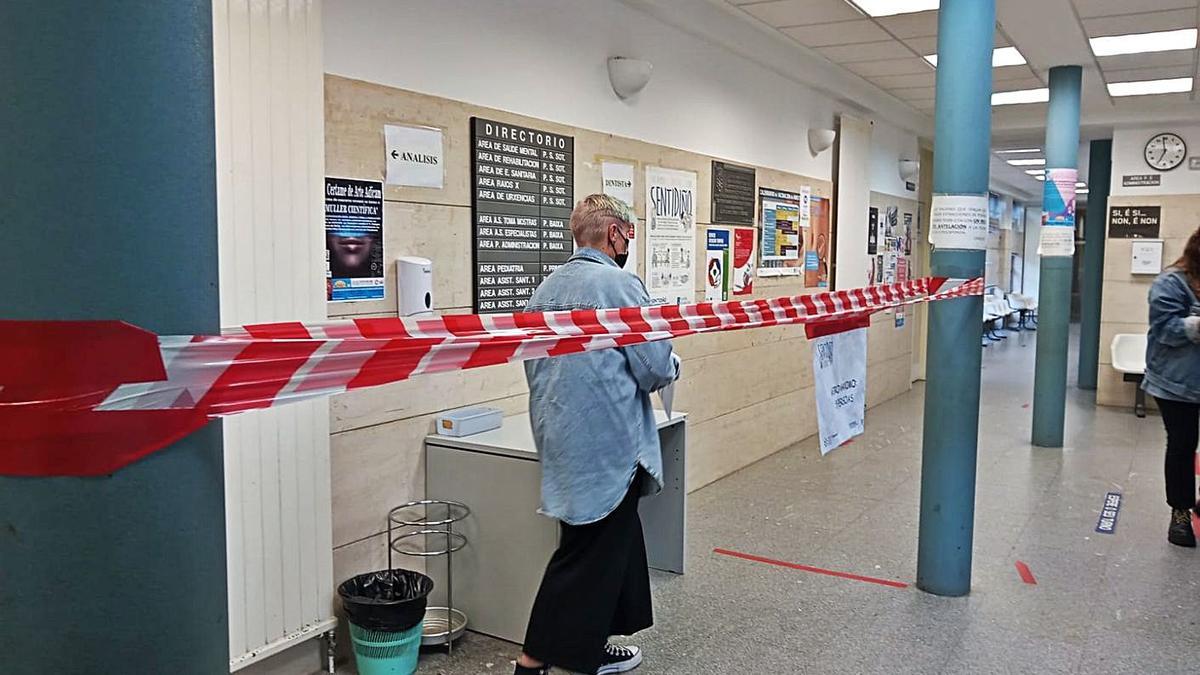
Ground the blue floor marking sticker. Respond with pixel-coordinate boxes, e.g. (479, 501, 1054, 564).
(1095, 492, 1122, 534)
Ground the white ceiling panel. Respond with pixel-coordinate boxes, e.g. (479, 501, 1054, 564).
(1104, 64, 1198, 81)
(993, 76, 1046, 92)
(740, 0, 864, 27)
(1110, 91, 1196, 108)
(782, 19, 891, 46)
(993, 65, 1041, 82)
(1072, 0, 1196, 19)
(889, 85, 937, 101)
(902, 33, 1009, 55)
(843, 57, 934, 77)
(868, 71, 938, 89)
(1097, 50, 1198, 71)
(875, 10, 940, 39)
(1081, 9, 1199, 37)
(816, 39, 915, 63)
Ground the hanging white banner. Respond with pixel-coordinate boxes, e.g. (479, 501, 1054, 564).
(813, 327, 867, 455)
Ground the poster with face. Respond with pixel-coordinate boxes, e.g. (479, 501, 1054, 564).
(325, 177, 385, 302)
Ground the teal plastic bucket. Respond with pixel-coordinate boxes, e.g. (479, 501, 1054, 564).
(348, 622, 423, 675)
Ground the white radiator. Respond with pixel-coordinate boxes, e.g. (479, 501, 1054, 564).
(223, 405, 335, 671)
(212, 0, 335, 670)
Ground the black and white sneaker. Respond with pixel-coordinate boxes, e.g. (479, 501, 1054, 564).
(597, 644, 642, 674)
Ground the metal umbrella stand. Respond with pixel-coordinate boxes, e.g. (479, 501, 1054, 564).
(387, 500, 471, 653)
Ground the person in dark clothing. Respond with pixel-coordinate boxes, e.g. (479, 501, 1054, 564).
(1143, 225, 1200, 547)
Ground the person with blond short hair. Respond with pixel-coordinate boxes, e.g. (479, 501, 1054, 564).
(514, 194, 680, 675)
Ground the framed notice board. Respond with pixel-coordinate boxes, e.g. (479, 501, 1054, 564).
(711, 161, 755, 225)
(471, 118, 575, 313)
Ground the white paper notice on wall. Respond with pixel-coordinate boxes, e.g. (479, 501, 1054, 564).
(384, 124, 444, 188)
(1038, 227, 1076, 257)
(1131, 239, 1164, 275)
(812, 327, 867, 455)
(929, 194, 988, 250)
(602, 161, 638, 275)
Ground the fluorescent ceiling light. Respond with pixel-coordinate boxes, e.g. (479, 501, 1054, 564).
(1078, 188, 1090, 194)
(1025, 169, 1045, 175)
(1090, 28, 1197, 57)
(992, 88, 1049, 105)
(850, 0, 938, 17)
(996, 148, 1041, 154)
(1008, 158, 1046, 166)
(1034, 176, 1045, 181)
(1108, 77, 1193, 97)
(925, 47, 1026, 68)
(1075, 182, 1086, 188)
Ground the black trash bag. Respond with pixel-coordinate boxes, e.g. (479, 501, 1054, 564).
(338, 568, 434, 632)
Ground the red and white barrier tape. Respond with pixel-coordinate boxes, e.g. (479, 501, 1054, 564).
(0, 276, 982, 476)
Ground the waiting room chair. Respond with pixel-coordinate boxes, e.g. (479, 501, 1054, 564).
(1111, 333, 1148, 418)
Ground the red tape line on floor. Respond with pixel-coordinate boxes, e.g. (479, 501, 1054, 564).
(713, 548, 909, 589)
(1014, 560, 1037, 585)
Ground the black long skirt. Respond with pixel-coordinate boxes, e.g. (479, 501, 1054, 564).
(522, 471, 654, 674)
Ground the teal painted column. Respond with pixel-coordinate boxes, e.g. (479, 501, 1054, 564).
(1032, 66, 1083, 447)
(1077, 140, 1113, 390)
(916, 0, 994, 597)
(0, 4, 228, 674)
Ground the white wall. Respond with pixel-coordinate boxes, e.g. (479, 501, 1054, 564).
(323, 0, 919, 186)
(1022, 205, 1040, 299)
(1111, 125, 1200, 197)
(870, 119, 920, 199)
(835, 115, 872, 289)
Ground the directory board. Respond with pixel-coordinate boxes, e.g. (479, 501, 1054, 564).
(471, 117, 574, 313)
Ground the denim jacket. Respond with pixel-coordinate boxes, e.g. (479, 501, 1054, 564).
(523, 247, 679, 525)
(1144, 268, 1200, 403)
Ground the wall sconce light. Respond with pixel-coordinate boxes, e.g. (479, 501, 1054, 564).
(808, 128, 837, 155)
(607, 57, 653, 100)
(898, 159, 920, 182)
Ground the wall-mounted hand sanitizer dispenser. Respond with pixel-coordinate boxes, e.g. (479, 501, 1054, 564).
(396, 256, 433, 316)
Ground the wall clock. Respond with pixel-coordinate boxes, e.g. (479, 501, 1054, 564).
(1144, 132, 1187, 171)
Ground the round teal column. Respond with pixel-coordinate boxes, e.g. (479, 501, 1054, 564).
(0, 3, 228, 673)
(916, 0, 994, 597)
(1077, 139, 1113, 390)
(1032, 66, 1083, 447)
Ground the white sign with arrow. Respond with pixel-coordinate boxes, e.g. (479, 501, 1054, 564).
(385, 124, 444, 189)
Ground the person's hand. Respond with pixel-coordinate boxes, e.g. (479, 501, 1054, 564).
(670, 352, 682, 380)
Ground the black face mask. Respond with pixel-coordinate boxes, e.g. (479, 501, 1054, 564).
(613, 229, 630, 269)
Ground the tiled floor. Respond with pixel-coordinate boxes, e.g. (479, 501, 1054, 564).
(400, 328, 1198, 674)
